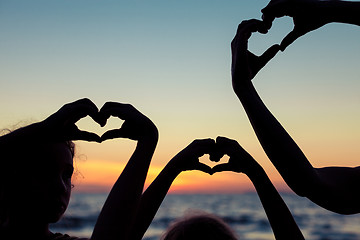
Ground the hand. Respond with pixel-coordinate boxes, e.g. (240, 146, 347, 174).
(99, 102, 158, 142)
(43, 98, 102, 142)
(231, 19, 280, 93)
(212, 136, 260, 174)
(169, 138, 217, 175)
(262, 0, 329, 51)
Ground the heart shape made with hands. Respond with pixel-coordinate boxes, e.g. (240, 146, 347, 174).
(199, 152, 230, 167)
(195, 140, 241, 175)
(195, 136, 255, 175)
(76, 114, 124, 142)
(76, 115, 240, 175)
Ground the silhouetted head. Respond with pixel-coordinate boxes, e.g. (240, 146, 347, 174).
(161, 211, 238, 240)
(0, 133, 75, 227)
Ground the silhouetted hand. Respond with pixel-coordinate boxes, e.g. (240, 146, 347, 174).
(43, 98, 102, 142)
(99, 102, 158, 142)
(168, 139, 217, 175)
(231, 19, 280, 93)
(212, 136, 260, 175)
(262, 0, 330, 51)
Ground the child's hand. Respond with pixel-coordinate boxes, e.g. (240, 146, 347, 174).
(169, 138, 216, 175)
(212, 136, 260, 175)
(43, 98, 102, 142)
(99, 102, 158, 142)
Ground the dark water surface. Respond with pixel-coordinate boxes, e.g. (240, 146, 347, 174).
(50, 193, 360, 240)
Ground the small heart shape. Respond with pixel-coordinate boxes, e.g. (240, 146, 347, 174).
(199, 153, 229, 168)
(76, 115, 124, 141)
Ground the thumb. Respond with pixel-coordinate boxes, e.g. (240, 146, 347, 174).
(280, 29, 302, 51)
(259, 44, 280, 68)
(212, 163, 232, 173)
(195, 162, 213, 175)
(101, 128, 127, 141)
(73, 130, 101, 143)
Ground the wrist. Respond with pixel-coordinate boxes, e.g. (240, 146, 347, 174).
(138, 126, 159, 144)
(244, 161, 265, 179)
(232, 75, 253, 95)
(234, 81, 257, 100)
(164, 159, 183, 177)
(137, 135, 158, 151)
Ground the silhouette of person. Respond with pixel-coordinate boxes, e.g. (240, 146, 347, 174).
(0, 98, 304, 240)
(231, 15, 360, 214)
(0, 98, 159, 240)
(128, 136, 304, 240)
(261, 0, 360, 51)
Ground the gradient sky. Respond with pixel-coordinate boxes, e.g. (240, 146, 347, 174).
(1, 0, 359, 193)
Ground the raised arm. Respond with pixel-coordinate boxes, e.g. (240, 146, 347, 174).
(231, 19, 360, 214)
(213, 136, 304, 240)
(91, 102, 158, 240)
(130, 138, 215, 240)
(261, 0, 360, 50)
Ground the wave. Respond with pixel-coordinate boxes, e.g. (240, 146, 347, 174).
(50, 193, 360, 240)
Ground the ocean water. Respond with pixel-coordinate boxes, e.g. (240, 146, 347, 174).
(50, 193, 360, 240)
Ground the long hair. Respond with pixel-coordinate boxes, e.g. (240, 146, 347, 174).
(0, 128, 76, 226)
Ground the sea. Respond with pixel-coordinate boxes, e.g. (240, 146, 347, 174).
(50, 192, 360, 240)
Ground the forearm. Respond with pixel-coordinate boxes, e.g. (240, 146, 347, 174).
(91, 137, 158, 240)
(130, 161, 181, 240)
(246, 165, 304, 240)
(322, 1, 360, 26)
(235, 82, 318, 195)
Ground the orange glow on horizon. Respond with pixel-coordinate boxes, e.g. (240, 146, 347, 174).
(72, 159, 291, 194)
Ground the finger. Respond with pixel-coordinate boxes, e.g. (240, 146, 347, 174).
(236, 19, 264, 39)
(217, 136, 252, 158)
(99, 101, 121, 113)
(190, 138, 216, 157)
(209, 139, 225, 162)
(98, 102, 123, 122)
(258, 21, 270, 34)
(261, 14, 274, 31)
(62, 98, 99, 125)
(100, 129, 124, 141)
(261, 0, 287, 18)
(195, 162, 213, 175)
(212, 163, 232, 173)
(233, 19, 265, 57)
(209, 150, 224, 162)
(99, 102, 136, 122)
(72, 130, 101, 143)
(99, 102, 129, 115)
(215, 136, 239, 155)
(258, 44, 280, 67)
(280, 29, 302, 51)
(72, 98, 99, 118)
(77, 99, 101, 125)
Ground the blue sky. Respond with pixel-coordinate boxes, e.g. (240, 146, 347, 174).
(1, 0, 359, 191)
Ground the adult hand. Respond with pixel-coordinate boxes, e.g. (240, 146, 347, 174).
(231, 19, 280, 93)
(169, 138, 217, 175)
(262, 0, 329, 51)
(212, 136, 259, 174)
(99, 102, 158, 142)
(43, 98, 102, 142)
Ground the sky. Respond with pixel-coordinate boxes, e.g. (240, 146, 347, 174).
(1, 0, 359, 194)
